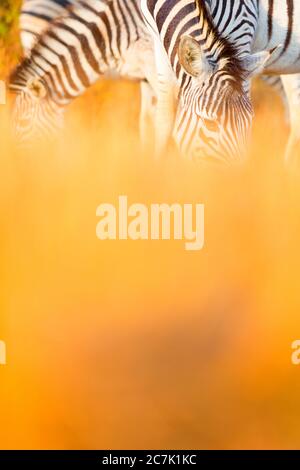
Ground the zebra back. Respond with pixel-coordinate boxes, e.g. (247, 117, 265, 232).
(20, 0, 78, 53)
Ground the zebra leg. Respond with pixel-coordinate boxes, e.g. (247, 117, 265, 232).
(260, 75, 290, 125)
(152, 37, 177, 158)
(281, 74, 300, 166)
(140, 0, 176, 158)
(139, 80, 156, 152)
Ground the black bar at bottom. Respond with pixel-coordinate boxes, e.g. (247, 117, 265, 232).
(0, 450, 299, 467)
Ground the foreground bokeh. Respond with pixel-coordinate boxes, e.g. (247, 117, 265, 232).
(1, 50, 300, 449)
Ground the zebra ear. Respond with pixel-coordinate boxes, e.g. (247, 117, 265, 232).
(178, 35, 214, 78)
(27, 78, 47, 99)
(242, 46, 282, 78)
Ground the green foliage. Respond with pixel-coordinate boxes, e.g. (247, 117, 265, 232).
(0, 0, 20, 40)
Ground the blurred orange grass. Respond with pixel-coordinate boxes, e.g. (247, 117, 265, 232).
(0, 4, 300, 449)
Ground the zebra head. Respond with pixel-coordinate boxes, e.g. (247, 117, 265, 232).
(174, 8, 278, 164)
(10, 68, 64, 144)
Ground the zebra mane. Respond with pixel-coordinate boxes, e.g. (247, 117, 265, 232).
(10, 57, 36, 91)
(10, 0, 115, 93)
(196, 0, 246, 90)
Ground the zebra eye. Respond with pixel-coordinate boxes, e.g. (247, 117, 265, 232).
(203, 118, 219, 132)
(19, 117, 29, 126)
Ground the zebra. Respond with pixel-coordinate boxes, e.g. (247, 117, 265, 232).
(19, 0, 292, 123)
(13, 0, 300, 160)
(10, 0, 158, 144)
(140, 0, 300, 164)
(205, 0, 300, 160)
(19, 0, 293, 128)
(20, 0, 78, 54)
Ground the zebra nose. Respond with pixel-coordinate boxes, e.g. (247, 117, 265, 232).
(15, 115, 30, 129)
(202, 118, 219, 133)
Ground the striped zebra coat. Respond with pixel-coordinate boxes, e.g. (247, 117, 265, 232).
(20, 0, 78, 54)
(19, 0, 293, 115)
(10, 0, 158, 144)
(141, 0, 300, 164)
(19, 0, 293, 123)
(206, 0, 300, 163)
(12, 0, 300, 161)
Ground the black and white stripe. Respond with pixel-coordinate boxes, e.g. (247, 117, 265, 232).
(10, 0, 157, 142)
(19, 0, 290, 105)
(13, 0, 300, 160)
(20, 0, 78, 54)
(141, 0, 300, 163)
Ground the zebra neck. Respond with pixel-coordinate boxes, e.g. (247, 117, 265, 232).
(254, 0, 300, 74)
(13, 0, 147, 104)
(205, 0, 259, 55)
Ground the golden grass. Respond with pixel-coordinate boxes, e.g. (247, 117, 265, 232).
(1, 5, 300, 450)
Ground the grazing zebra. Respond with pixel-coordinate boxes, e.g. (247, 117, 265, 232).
(141, 0, 300, 164)
(205, 0, 300, 157)
(10, 0, 157, 143)
(13, 0, 300, 160)
(20, 0, 78, 54)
